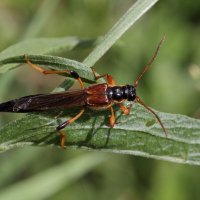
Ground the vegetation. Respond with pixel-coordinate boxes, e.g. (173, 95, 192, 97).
(0, 0, 200, 199)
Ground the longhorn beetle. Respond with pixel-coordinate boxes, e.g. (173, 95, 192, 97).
(0, 37, 166, 148)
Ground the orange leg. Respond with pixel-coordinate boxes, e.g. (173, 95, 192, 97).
(118, 103, 133, 115)
(24, 54, 84, 89)
(58, 130, 66, 149)
(91, 67, 116, 86)
(56, 109, 85, 148)
(109, 106, 115, 128)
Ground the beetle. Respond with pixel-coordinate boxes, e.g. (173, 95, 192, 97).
(0, 37, 166, 148)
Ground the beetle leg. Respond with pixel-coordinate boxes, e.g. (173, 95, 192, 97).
(56, 109, 85, 148)
(91, 67, 116, 86)
(118, 103, 133, 115)
(109, 106, 115, 128)
(24, 54, 84, 89)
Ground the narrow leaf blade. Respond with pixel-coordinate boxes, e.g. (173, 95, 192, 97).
(0, 37, 94, 73)
(0, 54, 94, 82)
(0, 104, 200, 165)
(83, 0, 159, 67)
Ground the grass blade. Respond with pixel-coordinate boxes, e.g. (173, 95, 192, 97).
(0, 37, 94, 73)
(83, 0, 159, 67)
(0, 54, 94, 82)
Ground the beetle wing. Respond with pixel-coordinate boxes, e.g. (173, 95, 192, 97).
(0, 90, 85, 112)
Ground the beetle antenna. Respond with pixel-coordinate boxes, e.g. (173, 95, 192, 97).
(135, 96, 167, 136)
(134, 35, 165, 88)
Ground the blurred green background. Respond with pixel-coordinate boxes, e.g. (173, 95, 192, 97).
(0, 0, 200, 199)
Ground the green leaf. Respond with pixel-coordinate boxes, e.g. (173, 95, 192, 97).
(0, 54, 94, 83)
(0, 104, 200, 165)
(0, 37, 94, 73)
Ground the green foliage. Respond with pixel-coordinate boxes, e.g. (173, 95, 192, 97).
(0, 37, 94, 74)
(0, 0, 200, 199)
(0, 0, 199, 166)
(0, 104, 200, 165)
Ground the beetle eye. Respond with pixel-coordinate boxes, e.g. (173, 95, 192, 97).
(127, 85, 136, 101)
